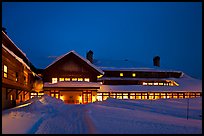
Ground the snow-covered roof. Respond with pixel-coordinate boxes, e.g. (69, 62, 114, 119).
(43, 81, 102, 88)
(93, 58, 183, 73)
(2, 31, 28, 59)
(45, 50, 104, 75)
(98, 73, 202, 92)
(2, 44, 41, 79)
(2, 44, 31, 71)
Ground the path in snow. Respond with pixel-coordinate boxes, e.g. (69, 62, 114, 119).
(32, 104, 96, 134)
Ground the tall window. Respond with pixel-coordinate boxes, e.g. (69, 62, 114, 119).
(16, 72, 18, 82)
(3, 65, 8, 78)
(52, 78, 58, 83)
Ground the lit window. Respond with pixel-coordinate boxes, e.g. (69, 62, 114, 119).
(143, 82, 147, 85)
(148, 83, 153, 85)
(159, 83, 163, 86)
(10, 95, 13, 101)
(65, 78, 70, 81)
(4, 65, 8, 78)
(52, 78, 58, 83)
(16, 72, 18, 82)
(59, 78, 64, 81)
(153, 83, 158, 86)
(78, 78, 83, 81)
(84, 78, 90, 82)
(120, 73, 123, 77)
(72, 78, 77, 81)
(132, 73, 136, 77)
(97, 75, 103, 78)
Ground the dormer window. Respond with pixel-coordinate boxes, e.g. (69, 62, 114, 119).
(52, 78, 58, 83)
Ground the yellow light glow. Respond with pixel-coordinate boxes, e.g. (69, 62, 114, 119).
(97, 75, 103, 78)
(84, 78, 90, 82)
(79, 95, 82, 104)
(59, 78, 64, 81)
(60, 95, 64, 101)
(52, 78, 58, 83)
(120, 73, 123, 77)
(4, 65, 7, 73)
(132, 73, 136, 77)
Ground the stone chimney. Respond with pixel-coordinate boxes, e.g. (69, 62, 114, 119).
(153, 56, 160, 67)
(86, 50, 93, 63)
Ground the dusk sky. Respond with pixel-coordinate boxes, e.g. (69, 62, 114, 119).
(2, 2, 202, 79)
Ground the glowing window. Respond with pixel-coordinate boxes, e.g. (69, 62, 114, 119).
(136, 96, 141, 99)
(149, 96, 154, 99)
(78, 78, 83, 81)
(16, 72, 18, 82)
(130, 96, 135, 99)
(120, 73, 123, 77)
(65, 78, 70, 81)
(59, 78, 64, 81)
(123, 95, 129, 99)
(148, 83, 153, 85)
(143, 82, 147, 85)
(153, 83, 158, 85)
(10, 95, 13, 101)
(97, 75, 103, 78)
(52, 78, 58, 83)
(4, 65, 8, 78)
(84, 78, 90, 82)
(132, 73, 136, 77)
(159, 83, 163, 85)
(72, 78, 77, 81)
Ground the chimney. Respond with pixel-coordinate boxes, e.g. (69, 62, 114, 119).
(86, 50, 93, 63)
(153, 56, 160, 67)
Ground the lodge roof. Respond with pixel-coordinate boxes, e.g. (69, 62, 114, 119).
(45, 50, 104, 75)
(98, 73, 202, 92)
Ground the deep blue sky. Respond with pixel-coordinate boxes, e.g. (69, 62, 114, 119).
(2, 2, 202, 79)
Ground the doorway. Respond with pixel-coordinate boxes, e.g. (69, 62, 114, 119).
(82, 90, 92, 104)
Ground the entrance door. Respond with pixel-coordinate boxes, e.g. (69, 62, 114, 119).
(82, 91, 92, 104)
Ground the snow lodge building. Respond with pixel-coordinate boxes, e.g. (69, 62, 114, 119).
(2, 30, 41, 110)
(2, 30, 202, 108)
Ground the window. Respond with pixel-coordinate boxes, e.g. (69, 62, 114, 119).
(72, 78, 77, 81)
(10, 95, 13, 101)
(3, 65, 8, 78)
(52, 78, 58, 83)
(84, 78, 90, 82)
(59, 78, 64, 81)
(16, 72, 18, 81)
(143, 82, 147, 85)
(132, 73, 136, 77)
(153, 83, 158, 85)
(78, 78, 83, 81)
(65, 78, 70, 81)
(120, 73, 123, 77)
(159, 83, 163, 86)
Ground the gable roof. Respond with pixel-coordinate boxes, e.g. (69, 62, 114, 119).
(45, 50, 104, 75)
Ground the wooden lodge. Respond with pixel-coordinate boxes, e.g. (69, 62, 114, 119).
(2, 29, 202, 109)
(43, 51, 104, 104)
(2, 30, 41, 110)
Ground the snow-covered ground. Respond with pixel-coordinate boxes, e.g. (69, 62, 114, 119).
(2, 95, 202, 134)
